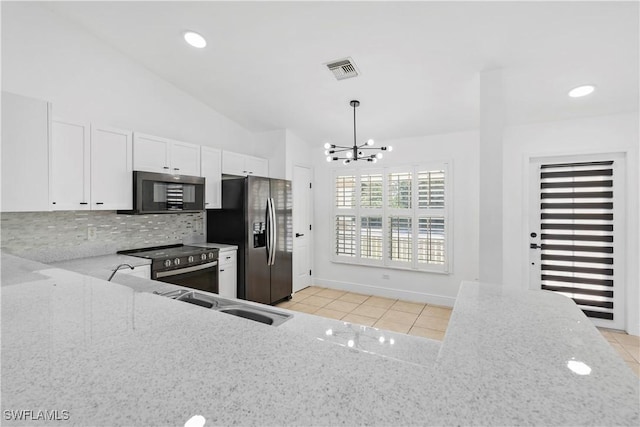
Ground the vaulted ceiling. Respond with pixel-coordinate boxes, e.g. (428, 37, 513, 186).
(43, 1, 638, 144)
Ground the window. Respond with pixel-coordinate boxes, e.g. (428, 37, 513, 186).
(332, 163, 450, 273)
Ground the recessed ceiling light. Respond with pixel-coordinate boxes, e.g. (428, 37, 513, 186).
(568, 85, 595, 98)
(183, 31, 207, 48)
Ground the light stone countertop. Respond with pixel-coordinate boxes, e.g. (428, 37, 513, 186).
(1, 252, 638, 426)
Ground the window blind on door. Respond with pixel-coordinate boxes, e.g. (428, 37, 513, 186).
(539, 160, 615, 320)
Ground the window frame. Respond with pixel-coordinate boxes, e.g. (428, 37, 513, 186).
(331, 162, 451, 274)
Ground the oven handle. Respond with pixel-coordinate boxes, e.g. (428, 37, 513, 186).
(156, 261, 218, 278)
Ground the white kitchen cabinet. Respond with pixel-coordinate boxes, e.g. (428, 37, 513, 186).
(133, 132, 200, 176)
(90, 125, 133, 210)
(51, 120, 133, 211)
(171, 141, 201, 176)
(201, 146, 222, 209)
(1, 92, 51, 212)
(222, 151, 268, 177)
(51, 119, 91, 211)
(218, 249, 237, 298)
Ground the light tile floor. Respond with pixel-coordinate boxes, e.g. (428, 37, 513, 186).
(277, 286, 640, 378)
(276, 286, 453, 341)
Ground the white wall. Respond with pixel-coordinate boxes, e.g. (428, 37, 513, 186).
(312, 130, 480, 307)
(1, 2, 254, 152)
(284, 129, 312, 180)
(503, 112, 640, 334)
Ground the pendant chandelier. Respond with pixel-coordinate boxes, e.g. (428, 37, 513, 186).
(324, 100, 392, 164)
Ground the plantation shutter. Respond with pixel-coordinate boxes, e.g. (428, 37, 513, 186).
(539, 160, 615, 320)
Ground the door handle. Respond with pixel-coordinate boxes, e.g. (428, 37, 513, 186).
(530, 243, 542, 249)
(295, 233, 304, 238)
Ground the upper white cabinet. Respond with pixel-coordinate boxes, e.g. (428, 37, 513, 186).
(1, 92, 51, 212)
(133, 133, 201, 176)
(51, 120, 133, 211)
(51, 119, 91, 211)
(222, 151, 268, 177)
(90, 125, 133, 210)
(201, 146, 222, 209)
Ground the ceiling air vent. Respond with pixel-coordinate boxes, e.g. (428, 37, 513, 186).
(325, 57, 359, 81)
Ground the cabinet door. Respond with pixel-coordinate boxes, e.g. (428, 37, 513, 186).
(133, 133, 170, 173)
(245, 155, 269, 177)
(51, 119, 90, 211)
(218, 250, 237, 298)
(201, 146, 222, 209)
(171, 141, 201, 176)
(91, 125, 133, 210)
(1, 92, 51, 212)
(222, 151, 246, 175)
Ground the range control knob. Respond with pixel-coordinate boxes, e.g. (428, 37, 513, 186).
(200, 253, 207, 261)
(188, 255, 194, 263)
(208, 252, 215, 260)
(164, 259, 172, 268)
(174, 258, 181, 265)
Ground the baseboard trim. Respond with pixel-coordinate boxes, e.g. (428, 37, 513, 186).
(311, 278, 456, 308)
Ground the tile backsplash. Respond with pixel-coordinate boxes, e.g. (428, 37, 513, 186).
(1, 211, 205, 263)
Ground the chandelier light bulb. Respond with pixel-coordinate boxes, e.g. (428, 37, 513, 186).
(387, 146, 393, 152)
(343, 159, 350, 165)
(324, 150, 329, 155)
(346, 151, 353, 158)
(324, 142, 332, 149)
(367, 139, 374, 146)
(376, 153, 383, 159)
(326, 156, 332, 162)
(372, 158, 377, 163)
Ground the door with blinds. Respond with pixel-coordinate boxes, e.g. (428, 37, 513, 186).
(529, 154, 625, 329)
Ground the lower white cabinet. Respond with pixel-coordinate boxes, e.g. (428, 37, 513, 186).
(218, 249, 237, 298)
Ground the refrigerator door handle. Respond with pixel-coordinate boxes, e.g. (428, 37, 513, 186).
(265, 199, 271, 264)
(270, 197, 277, 265)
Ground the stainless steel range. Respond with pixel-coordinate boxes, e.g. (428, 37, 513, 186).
(118, 244, 219, 294)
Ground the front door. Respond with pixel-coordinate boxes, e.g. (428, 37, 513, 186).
(528, 153, 625, 330)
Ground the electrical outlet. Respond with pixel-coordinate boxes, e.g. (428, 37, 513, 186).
(87, 226, 97, 241)
(382, 274, 390, 280)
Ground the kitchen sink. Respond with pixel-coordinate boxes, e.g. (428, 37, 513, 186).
(154, 289, 292, 327)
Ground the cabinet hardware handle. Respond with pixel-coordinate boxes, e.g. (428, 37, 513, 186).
(295, 233, 304, 237)
(530, 243, 542, 249)
(220, 269, 225, 272)
(80, 202, 88, 205)
(52, 202, 56, 204)
(173, 168, 180, 171)
(205, 202, 210, 205)
(163, 166, 169, 169)
(96, 202, 104, 205)
(226, 256, 231, 259)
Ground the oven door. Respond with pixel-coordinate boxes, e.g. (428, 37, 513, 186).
(154, 261, 218, 294)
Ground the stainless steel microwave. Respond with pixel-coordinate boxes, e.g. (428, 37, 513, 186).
(120, 171, 205, 214)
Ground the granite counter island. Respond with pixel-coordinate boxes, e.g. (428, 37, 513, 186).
(1, 252, 638, 426)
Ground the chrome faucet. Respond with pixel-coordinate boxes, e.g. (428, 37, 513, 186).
(108, 263, 134, 281)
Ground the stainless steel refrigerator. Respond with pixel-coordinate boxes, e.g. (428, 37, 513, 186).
(206, 176, 292, 305)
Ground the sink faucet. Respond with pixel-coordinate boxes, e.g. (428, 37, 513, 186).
(108, 263, 134, 281)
